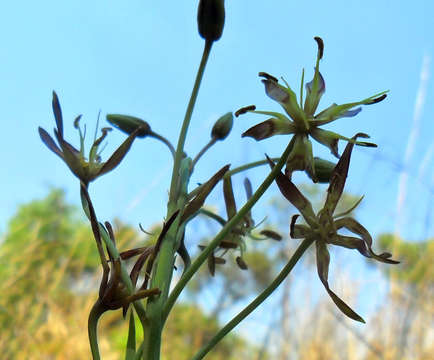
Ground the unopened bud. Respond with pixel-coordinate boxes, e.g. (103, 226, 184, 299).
(198, 0, 225, 42)
(211, 112, 233, 140)
(106, 114, 151, 138)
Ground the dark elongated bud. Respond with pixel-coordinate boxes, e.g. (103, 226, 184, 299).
(211, 112, 233, 140)
(306, 157, 336, 183)
(106, 114, 151, 138)
(198, 0, 225, 42)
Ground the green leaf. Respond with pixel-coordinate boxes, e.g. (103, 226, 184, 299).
(125, 310, 136, 360)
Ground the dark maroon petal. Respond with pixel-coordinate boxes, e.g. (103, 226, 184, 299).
(266, 155, 317, 226)
(242, 120, 276, 141)
(324, 134, 367, 214)
(52, 91, 63, 138)
(98, 128, 140, 177)
(316, 241, 365, 323)
(38, 127, 64, 159)
(223, 175, 237, 220)
(181, 165, 230, 223)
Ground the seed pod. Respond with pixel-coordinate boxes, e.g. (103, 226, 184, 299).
(211, 112, 233, 140)
(307, 157, 336, 183)
(106, 114, 151, 138)
(197, 0, 225, 42)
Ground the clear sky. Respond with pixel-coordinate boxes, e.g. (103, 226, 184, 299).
(1, 0, 433, 348)
(1, 0, 432, 240)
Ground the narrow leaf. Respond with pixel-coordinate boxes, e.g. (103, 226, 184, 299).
(125, 310, 136, 360)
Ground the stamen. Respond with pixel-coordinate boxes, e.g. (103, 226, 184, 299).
(235, 105, 256, 117)
(258, 72, 278, 82)
(314, 36, 324, 59)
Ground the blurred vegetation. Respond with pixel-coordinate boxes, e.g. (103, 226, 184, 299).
(0, 190, 256, 359)
(0, 189, 432, 359)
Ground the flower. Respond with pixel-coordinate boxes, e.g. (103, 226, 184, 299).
(237, 37, 387, 181)
(267, 134, 399, 323)
(39, 92, 142, 187)
(199, 176, 282, 275)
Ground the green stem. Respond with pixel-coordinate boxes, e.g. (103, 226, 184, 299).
(149, 131, 176, 159)
(88, 300, 105, 360)
(224, 157, 280, 178)
(169, 40, 213, 203)
(199, 208, 226, 226)
(191, 238, 314, 360)
(191, 138, 217, 171)
(163, 138, 295, 321)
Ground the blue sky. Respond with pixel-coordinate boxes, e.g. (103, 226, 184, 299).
(1, 1, 432, 241)
(1, 0, 433, 350)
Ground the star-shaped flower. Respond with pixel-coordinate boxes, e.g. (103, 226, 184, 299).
(237, 37, 387, 181)
(39, 92, 142, 187)
(267, 134, 399, 323)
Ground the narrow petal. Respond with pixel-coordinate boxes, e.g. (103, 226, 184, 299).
(309, 128, 340, 158)
(242, 118, 295, 140)
(130, 248, 154, 287)
(266, 156, 317, 227)
(181, 165, 230, 222)
(304, 70, 326, 116)
(243, 178, 254, 228)
(334, 217, 400, 264)
(324, 134, 365, 215)
(98, 128, 140, 177)
(52, 91, 63, 137)
(328, 235, 371, 258)
(38, 127, 64, 159)
(290, 214, 311, 239)
(57, 136, 86, 181)
(316, 241, 365, 323)
(223, 175, 237, 220)
(261, 77, 306, 125)
(313, 91, 388, 126)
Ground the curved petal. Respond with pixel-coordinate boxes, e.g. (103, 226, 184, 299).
(38, 127, 64, 159)
(316, 241, 365, 323)
(266, 156, 317, 227)
(242, 118, 295, 141)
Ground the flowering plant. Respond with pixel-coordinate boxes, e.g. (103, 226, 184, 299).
(38, 1, 398, 359)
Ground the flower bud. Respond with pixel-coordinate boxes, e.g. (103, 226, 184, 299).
(106, 114, 151, 138)
(211, 112, 233, 140)
(197, 0, 225, 42)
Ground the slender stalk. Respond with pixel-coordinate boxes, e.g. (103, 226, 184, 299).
(191, 138, 217, 171)
(148, 131, 176, 158)
(88, 301, 105, 360)
(140, 41, 213, 360)
(169, 40, 213, 202)
(224, 157, 280, 178)
(199, 208, 226, 226)
(191, 238, 314, 360)
(163, 138, 296, 320)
